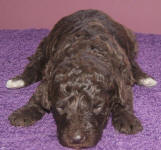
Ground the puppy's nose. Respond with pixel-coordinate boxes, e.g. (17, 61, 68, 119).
(72, 132, 86, 144)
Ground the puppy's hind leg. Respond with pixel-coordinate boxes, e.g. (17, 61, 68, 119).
(131, 61, 157, 87)
(118, 27, 157, 88)
(6, 37, 49, 89)
(9, 80, 51, 127)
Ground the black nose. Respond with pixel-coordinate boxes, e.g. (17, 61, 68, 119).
(72, 132, 86, 144)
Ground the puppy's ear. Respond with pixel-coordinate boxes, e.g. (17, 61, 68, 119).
(41, 87, 51, 112)
(112, 64, 134, 105)
(113, 78, 133, 111)
(35, 80, 51, 111)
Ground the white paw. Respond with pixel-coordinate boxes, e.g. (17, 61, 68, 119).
(139, 77, 157, 87)
(6, 79, 25, 89)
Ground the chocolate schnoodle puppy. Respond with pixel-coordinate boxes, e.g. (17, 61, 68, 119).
(6, 10, 157, 149)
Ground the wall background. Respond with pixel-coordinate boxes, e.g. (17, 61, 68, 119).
(0, 0, 161, 34)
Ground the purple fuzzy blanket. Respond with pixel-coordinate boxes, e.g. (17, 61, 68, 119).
(0, 29, 161, 150)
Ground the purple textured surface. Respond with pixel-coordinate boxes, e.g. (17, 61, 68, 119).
(0, 29, 161, 150)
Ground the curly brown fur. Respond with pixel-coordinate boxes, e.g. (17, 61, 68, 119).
(7, 9, 156, 149)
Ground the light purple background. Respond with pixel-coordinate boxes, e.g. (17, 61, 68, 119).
(0, 0, 161, 34)
(0, 29, 161, 150)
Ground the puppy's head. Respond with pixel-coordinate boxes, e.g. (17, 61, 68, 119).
(52, 73, 111, 149)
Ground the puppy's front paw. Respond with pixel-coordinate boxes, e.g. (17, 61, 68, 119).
(112, 111, 143, 134)
(8, 106, 43, 127)
(6, 78, 25, 89)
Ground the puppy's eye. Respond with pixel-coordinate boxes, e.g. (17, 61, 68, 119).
(66, 86, 71, 93)
(56, 106, 65, 115)
(93, 105, 103, 114)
